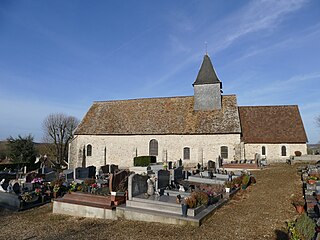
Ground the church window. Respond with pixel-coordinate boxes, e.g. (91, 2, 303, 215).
(183, 147, 190, 160)
(149, 139, 158, 156)
(281, 146, 286, 156)
(87, 144, 92, 156)
(221, 146, 228, 159)
(262, 146, 266, 155)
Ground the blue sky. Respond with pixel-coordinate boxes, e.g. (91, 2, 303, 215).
(0, 0, 319, 143)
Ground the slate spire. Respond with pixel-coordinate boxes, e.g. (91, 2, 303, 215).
(193, 54, 221, 86)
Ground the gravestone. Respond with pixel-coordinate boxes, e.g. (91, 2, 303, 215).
(110, 164, 118, 174)
(156, 170, 170, 191)
(128, 174, 148, 200)
(201, 171, 213, 178)
(168, 161, 173, 170)
(101, 165, 109, 174)
(183, 170, 192, 179)
(63, 169, 74, 182)
(75, 167, 89, 179)
(87, 166, 96, 178)
(12, 182, 20, 194)
(207, 160, 215, 170)
(45, 171, 57, 182)
(23, 182, 33, 191)
(109, 170, 129, 192)
(216, 156, 222, 169)
(177, 159, 182, 167)
(173, 167, 183, 181)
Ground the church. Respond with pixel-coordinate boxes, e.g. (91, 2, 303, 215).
(68, 54, 308, 169)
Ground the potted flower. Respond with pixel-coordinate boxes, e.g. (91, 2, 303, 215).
(291, 195, 305, 214)
(224, 181, 233, 193)
(53, 184, 60, 198)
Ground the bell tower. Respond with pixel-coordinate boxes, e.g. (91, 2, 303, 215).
(193, 54, 222, 111)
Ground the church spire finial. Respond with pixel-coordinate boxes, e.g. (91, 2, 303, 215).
(205, 41, 208, 55)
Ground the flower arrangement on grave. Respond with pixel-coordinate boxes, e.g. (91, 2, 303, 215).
(232, 176, 243, 187)
(191, 191, 209, 207)
(84, 178, 95, 186)
(31, 177, 43, 184)
(69, 182, 78, 192)
(184, 196, 197, 208)
(91, 183, 98, 194)
(224, 181, 234, 189)
(34, 188, 42, 196)
(20, 192, 32, 202)
(53, 184, 60, 193)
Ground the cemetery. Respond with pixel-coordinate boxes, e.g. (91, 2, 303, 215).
(51, 156, 254, 226)
(1, 162, 309, 239)
(0, 154, 257, 227)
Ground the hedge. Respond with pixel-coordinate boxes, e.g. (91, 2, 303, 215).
(133, 156, 156, 167)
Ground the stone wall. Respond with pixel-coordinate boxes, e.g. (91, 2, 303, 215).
(243, 143, 307, 163)
(69, 134, 241, 168)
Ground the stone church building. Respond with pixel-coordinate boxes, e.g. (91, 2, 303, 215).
(68, 54, 307, 169)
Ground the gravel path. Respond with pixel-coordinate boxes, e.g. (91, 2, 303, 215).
(0, 164, 303, 240)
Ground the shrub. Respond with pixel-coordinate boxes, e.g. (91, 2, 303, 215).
(294, 151, 302, 156)
(242, 175, 250, 186)
(295, 213, 315, 240)
(133, 156, 156, 167)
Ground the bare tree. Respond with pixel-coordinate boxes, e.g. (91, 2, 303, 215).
(42, 113, 79, 168)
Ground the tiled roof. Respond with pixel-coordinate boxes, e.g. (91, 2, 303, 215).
(238, 106, 308, 143)
(193, 54, 221, 86)
(75, 95, 241, 135)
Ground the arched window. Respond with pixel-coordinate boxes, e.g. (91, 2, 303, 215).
(262, 146, 266, 155)
(149, 139, 158, 156)
(183, 147, 190, 160)
(281, 146, 286, 156)
(87, 144, 92, 156)
(221, 146, 228, 159)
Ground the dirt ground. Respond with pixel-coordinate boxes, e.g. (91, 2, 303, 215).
(0, 163, 304, 240)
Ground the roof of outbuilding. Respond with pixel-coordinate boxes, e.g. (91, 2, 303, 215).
(238, 105, 308, 143)
(193, 54, 221, 86)
(75, 95, 241, 135)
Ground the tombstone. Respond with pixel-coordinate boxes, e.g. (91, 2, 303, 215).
(12, 182, 20, 194)
(75, 167, 89, 179)
(0, 179, 6, 192)
(101, 165, 110, 174)
(63, 169, 74, 182)
(207, 160, 215, 170)
(23, 182, 33, 191)
(110, 170, 129, 192)
(168, 161, 173, 170)
(255, 153, 261, 167)
(26, 172, 37, 183)
(178, 159, 182, 167)
(110, 164, 118, 174)
(128, 174, 148, 200)
(156, 170, 170, 191)
(147, 178, 155, 195)
(87, 166, 96, 178)
(45, 171, 57, 182)
(216, 156, 222, 169)
(183, 170, 192, 179)
(201, 171, 212, 178)
(173, 167, 183, 181)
